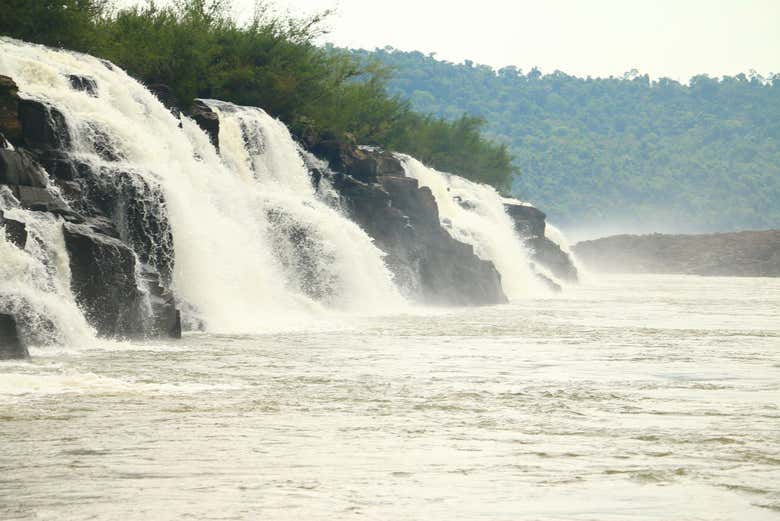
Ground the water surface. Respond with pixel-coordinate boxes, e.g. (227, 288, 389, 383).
(1, 275, 779, 520)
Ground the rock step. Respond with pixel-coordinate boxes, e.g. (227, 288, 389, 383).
(0, 314, 29, 360)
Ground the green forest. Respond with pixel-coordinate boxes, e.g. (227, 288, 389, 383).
(352, 48, 780, 232)
(0, 0, 514, 189)
(3, 2, 778, 232)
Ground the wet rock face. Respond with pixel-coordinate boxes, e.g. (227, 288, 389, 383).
(0, 75, 22, 144)
(504, 201, 579, 283)
(0, 74, 180, 342)
(67, 75, 98, 97)
(138, 266, 181, 339)
(329, 152, 507, 306)
(63, 222, 145, 338)
(0, 209, 27, 249)
(148, 83, 181, 119)
(0, 148, 49, 187)
(505, 202, 546, 239)
(58, 165, 175, 285)
(0, 313, 28, 360)
(18, 99, 71, 150)
(189, 100, 219, 147)
(526, 236, 579, 282)
(304, 134, 405, 184)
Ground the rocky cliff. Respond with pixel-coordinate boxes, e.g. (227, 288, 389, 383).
(304, 135, 507, 305)
(573, 231, 780, 277)
(0, 71, 512, 358)
(503, 200, 579, 283)
(1, 74, 180, 359)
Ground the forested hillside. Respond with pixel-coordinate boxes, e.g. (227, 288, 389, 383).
(0, 0, 514, 187)
(353, 48, 780, 232)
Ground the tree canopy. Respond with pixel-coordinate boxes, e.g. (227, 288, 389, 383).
(354, 48, 780, 232)
(0, 0, 515, 189)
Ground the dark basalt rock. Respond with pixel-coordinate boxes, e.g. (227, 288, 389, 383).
(67, 75, 98, 97)
(0, 72, 179, 345)
(526, 236, 578, 282)
(504, 200, 579, 283)
(504, 202, 546, 239)
(189, 100, 219, 147)
(35, 149, 88, 182)
(304, 132, 405, 183)
(0, 148, 49, 187)
(0, 314, 28, 360)
(64, 221, 145, 338)
(67, 166, 174, 284)
(0, 209, 27, 249)
(18, 99, 70, 150)
(148, 83, 181, 119)
(0, 75, 22, 144)
(139, 266, 181, 339)
(332, 167, 506, 306)
(0, 147, 71, 214)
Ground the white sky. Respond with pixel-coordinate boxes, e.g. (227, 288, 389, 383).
(123, 0, 780, 80)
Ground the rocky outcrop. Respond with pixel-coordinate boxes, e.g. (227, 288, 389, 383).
(0, 74, 180, 342)
(148, 83, 181, 119)
(67, 75, 98, 97)
(504, 200, 578, 283)
(189, 99, 219, 147)
(0, 209, 27, 248)
(0, 76, 22, 144)
(573, 231, 780, 277)
(0, 313, 28, 359)
(306, 137, 506, 305)
(306, 134, 405, 183)
(64, 222, 146, 337)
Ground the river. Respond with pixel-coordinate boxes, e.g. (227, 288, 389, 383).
(1, 274, 778, 520)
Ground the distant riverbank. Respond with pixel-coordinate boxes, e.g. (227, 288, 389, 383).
(573, 230, 780, 277)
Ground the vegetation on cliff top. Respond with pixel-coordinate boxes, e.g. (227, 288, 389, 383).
(353, 48, 780, 231)
(0, 0, 516, 190)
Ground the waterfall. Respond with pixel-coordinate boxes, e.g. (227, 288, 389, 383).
(0, 191, 96, 346)
(202, 100, 404, 311)
(399, 155, 545, 298)
(545, 222, 585, 277)
(0, 38, 402, 337)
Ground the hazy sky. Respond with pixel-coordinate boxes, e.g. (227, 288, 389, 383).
(231, 0, 780, 80)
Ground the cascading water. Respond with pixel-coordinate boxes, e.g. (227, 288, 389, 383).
(544, 222, 585, 277)
(0, 38, 402, 336)
(0, 188, 95, 346)
(201, 100, 404, 310)
(399, 155, 546, 298)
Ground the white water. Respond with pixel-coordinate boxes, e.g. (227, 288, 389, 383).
(400, 155, 545, 298)
(203, 100, 404, 310)
(545, 221, 586, 276)
(0, 38, 402, 337)
(0, 190, 95, 346)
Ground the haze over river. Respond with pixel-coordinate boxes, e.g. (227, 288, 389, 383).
(1, 274, 778, 520)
